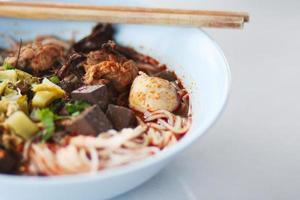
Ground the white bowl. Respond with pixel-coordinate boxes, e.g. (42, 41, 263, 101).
(0, 20, 231, 200)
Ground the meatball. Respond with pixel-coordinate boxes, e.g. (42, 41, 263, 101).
(129, 73, 179, 113)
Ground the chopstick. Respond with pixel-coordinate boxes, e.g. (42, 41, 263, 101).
(0, 1, 249, 29)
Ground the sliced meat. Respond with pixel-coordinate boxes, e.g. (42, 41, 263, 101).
(154, 71, 177, 82)
(71, 84, 108, 110)
(65, 105, 112, 136)
(113, 44, 166, 74)
(113, 45, 159, 65)
(56, 53, 86, 92)
(136, 63, 165, 75)
(174, 102, 189, 117)
(56, 53, 86, 79)
(106, 104, 137, 131)
(72, 23, 115, 53)
(59, 74, 82, 93)
(84, 41, 127, 68)
(59, 80, 77, 94)
(0, 145, 20, 174)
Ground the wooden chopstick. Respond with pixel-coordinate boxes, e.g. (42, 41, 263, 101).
(0, 1, 249, 29)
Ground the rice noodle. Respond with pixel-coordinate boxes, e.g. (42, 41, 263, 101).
(144, 110, 191, 134)
(70, 125, 147, 149)
(26, 109, 190, 176)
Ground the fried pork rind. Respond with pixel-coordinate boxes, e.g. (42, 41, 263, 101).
(5, 36, 68, 73)
(83, 41, 138, 92)
(84, 60, 138, 92)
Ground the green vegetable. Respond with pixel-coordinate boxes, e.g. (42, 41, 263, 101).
(0, 90, 21, 114)
(3, 62, 15, 70)
(32, 91, 58, 108)
(65, 100, 90, 116)
(5, 111, 39, 140)
(2, 91, 21, 101)
(0, 100, 9, 113)
(49, 75, 60, 84)
(3, 84, 17, 96)
(0, 80, 8, 95)
(32, 78, 65, 96)
(36, 108, 57, 142)
(17, 95, 28, 114)
(16, 69, 39, 84)
(0, 70, 17, 83)
(32, 78, 65, 107)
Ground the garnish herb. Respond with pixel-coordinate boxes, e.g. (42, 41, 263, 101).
(3, 63, 15, 70)
(49, 75, 60, 84)
(65, 100, 90, 116)
(36, 108, 57, 142)
(36, 101, 90, 141)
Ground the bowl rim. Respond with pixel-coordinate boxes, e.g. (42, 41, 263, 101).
(0, 27, 231, 185)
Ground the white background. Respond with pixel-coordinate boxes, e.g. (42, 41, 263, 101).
(110, 0, 300, 199)
(24, 0, 300, 199)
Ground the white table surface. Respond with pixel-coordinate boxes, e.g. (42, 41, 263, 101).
(110, 0, 300, 199)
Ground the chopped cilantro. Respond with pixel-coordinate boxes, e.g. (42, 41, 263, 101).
(49, 75, 60, 84)
(70, 111, 80, 117)
(3, 62, 15, 70)
(36, 108, 57, 142)
(35, 101, 90, 141)
(65, 100, 90, 115)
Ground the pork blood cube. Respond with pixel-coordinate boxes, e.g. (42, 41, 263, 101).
(106, 104, 137, 131)
(71, 84, 108, 109)
(66, 105, 112, 135)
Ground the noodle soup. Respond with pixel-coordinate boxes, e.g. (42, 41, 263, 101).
(0, 24, 191, 176)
